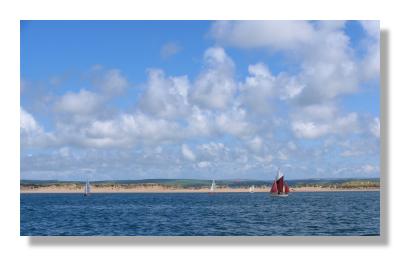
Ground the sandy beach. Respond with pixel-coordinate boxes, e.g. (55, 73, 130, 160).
(20, 185, 379, 193)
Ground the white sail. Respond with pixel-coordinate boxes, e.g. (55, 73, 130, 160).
(210, 180, 216, 192)
(84, 180, 90, 195)
(249, 185, 255, 193)
(275, 169, 284, 180)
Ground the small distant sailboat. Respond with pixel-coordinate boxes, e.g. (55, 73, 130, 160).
(270, 169, 290, 197)
(209, 180, 216, 194)
(249, 185, 255, 193)
(84, 180, 91, 196)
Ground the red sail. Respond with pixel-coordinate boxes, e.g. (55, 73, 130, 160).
(276, 176, 284, 193)
(270, 181, 278, 193)
(284, 182, 290, 194)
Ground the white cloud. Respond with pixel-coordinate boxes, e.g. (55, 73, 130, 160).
(294, 103, 337, 122)
(335, 113, 359, 133)
(198, 161, 211, 168)
(292, 121, 330, 139)
(247, 136, 263, 153)
(203, 47, 234, 68)
(291, 112, 359, 139)
(360, 21, 380, 39)
(91, 68, 129, 95)
(317, 21, 346, 31)
(21, 107, 42, 134)
(20, 107, 55, 147)
(102, 69, 129, 94)
(370, 117, 380, 138)
(337, 135, 379, 159)
(139, 69, 190, 119)
(181, 144, 196, 161)
(211, 21, 314, 50)
(296, 27, 359, 104)
(211, 21, 363, 105)
(50, 111, 185, 149)
(58, 147, 70, 158)
(360, 164, 379, 174)
(88, 119, 120, 138)
(277, 74, 305, 100)
(122, 113, 181, 143)
(191, 47, 236, 109)
(239, 63, 276, 114)
(341, 150, 362, 157)
(161, 42, 181, 59)
(186, 107, 215, 137)
(290, 104, 335, 138)
(215, 107, 252, 137)
(359, 21, 380, 81)
(55, 89, 103, 115)
(361, 42, 380, 81)
(254, 154, 273, 164)
(198, 142, 227, 160)
(104, 113, 181, 146)
(277, 150, 288, 160)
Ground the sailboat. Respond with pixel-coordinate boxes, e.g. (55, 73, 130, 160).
(249, 185, 255, 193)
(209, 180, 216, 193)
(84, 180, 91, 196)
(270, 169, 290, 197)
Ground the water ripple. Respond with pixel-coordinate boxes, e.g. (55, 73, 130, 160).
(20, 192, 380, 236)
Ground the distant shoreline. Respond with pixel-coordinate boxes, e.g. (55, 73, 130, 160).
(20, 178, 380, 194)
(20, 186, 380, 194)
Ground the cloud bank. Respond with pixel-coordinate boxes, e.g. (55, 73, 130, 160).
(20, 21, 380, 180)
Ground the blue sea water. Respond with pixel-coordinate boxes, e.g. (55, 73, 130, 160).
(20, 192, 380, 236)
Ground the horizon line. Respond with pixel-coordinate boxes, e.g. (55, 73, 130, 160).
(20, 177, 381, 182)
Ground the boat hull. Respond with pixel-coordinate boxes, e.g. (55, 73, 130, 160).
(270, 193, 289, 197)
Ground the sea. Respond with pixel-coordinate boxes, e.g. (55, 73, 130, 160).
(20, 192, 380, 236)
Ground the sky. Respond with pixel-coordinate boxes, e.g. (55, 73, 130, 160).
(20, 20, 380, 181)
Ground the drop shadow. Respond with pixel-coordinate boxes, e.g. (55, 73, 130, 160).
(28, 235, 383, 247)
(27, 29, 390, 247)
(379, 29, 389, 245)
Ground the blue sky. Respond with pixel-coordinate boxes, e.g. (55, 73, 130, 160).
(20, 20, 380, 181)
